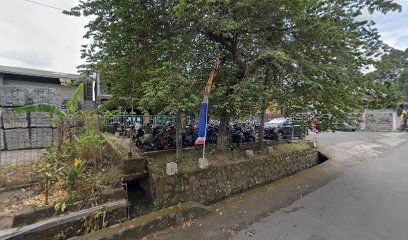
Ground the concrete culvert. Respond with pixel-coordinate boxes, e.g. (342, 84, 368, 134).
(318, 152, 329, 164)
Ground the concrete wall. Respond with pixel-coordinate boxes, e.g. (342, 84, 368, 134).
(361, 110, 398, 132)
(83, 100, 96, 110)
(1, 79, 82, 108)
(149, 149, 319, 207)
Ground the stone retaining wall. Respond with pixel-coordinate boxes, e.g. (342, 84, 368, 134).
(12, 188, 126, 228)
(149, 149, 319, 207)
(72, 201, 211, 240)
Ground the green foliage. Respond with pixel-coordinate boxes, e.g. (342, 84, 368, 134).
(63, 159, 84, 192)
(12, 104, 65, 116)
(36, 147, 66, 205)
(365, 47, 408, 108)
(140, 63, 201, 115)
(77, 134, 106, 166)
(82, 210, 107, 233)
(65, 0, 402, 137)
(54, 200, 67, 213)
(152, 199, 162, 212)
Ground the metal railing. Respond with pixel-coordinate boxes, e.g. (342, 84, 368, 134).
(102, 115, 191, 128)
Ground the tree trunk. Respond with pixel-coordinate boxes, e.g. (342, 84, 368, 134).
(258, 98, 267, 150)
(175, 111, 183, 159)
(217, 110, 229, 149)
(259, 68, 271, 150)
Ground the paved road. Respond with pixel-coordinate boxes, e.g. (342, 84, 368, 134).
(233, 132, 408, 240)
(144, 131, 408, 240)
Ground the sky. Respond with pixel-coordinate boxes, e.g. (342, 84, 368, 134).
(0, 0, 407, 74)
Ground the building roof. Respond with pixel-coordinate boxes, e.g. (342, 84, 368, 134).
(0, 65, 80, 80)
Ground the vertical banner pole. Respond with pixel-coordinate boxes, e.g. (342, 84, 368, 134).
(195, 55, 220, 164)
(203, 101, 209, 159)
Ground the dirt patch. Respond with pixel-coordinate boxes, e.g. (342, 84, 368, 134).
(0, 187, 36, 218)
(0, 162, 36, 189)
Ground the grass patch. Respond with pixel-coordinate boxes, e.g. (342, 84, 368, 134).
(0, 162, 34, 174)
(104, 134, 129, 157)
(148, 143, 311, 174)
(147, 145, 244, 174)
(273, 143, 311, 153)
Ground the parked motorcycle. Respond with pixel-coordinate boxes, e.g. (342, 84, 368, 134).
(206, 124, 218, 144)
(242, 124, 256, 142)
(135, 128, 156, 151)
(182, 124, 197, 147)
(229, 124, 246, 145)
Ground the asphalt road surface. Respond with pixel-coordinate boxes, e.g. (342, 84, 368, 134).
(143, 131, 408, 240)
(233, 131, 408, 240)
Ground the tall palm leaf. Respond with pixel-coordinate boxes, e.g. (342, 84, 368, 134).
(12, 104, 66, 116)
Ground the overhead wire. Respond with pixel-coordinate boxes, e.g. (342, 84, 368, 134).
(21, 0, 65, 12)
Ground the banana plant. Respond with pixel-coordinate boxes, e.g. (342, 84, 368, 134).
(11, 83, 85, 148)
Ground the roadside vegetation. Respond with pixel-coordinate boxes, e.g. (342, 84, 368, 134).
(147, 143, 311, 174)
(64, 0, 403, 155)
(9, 84, 122, 209)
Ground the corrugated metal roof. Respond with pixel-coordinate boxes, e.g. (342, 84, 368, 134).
(0, 65, 80, 80)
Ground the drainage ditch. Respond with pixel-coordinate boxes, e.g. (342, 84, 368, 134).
(124, 177, 153, 219)
(124, 151, 330, 219)
(318, 151, 329, 164)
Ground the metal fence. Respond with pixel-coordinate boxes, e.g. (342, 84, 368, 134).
(102, 115, 191, 128)
(0, 111, 57, 188)
(0, 111, 54, 168)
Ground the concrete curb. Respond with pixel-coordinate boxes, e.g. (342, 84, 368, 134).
(0, 199, 127, 240)
(11, 188, 126, 228)
(70, 201, 211, 240)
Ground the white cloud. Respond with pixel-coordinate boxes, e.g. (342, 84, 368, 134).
(0, 0, 89, 73)
(361, 0, 408, 50)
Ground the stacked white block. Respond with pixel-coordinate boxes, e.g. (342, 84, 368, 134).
(31, 128, 53, 148)
(2, 112, 28, 129)
(0, 86, 62, 151)
(30, 113, 53, 127)
(0, 108, 3, 128)
(0, 108, 4, 149)
(29, 88, 52, 104)
(4, 129, 30, 150)
(0, 129, 4, 150)
(0, 87, 27, 107)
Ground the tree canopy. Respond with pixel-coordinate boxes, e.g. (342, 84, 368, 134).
(365, 47, 408, 109)
(65, 0, 402, 149)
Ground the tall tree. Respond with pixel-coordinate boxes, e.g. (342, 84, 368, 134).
(365, 47, 408, 108)
(67, 0, 401, 152)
